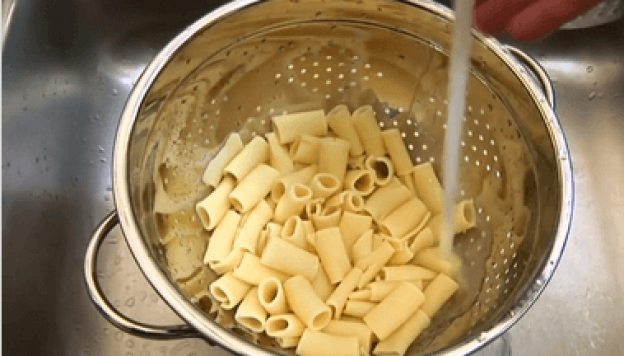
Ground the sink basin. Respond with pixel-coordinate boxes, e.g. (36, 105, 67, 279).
(3, 0, 623, 354)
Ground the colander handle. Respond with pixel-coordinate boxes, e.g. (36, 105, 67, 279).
(84, 210, 200, 340)
(505, 45, 556, 109)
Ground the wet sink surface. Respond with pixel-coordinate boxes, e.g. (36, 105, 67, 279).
(3, 1, 623, 355)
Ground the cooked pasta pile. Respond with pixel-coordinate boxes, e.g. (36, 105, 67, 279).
(172, 104, 478, 356)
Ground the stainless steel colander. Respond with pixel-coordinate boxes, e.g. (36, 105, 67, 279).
(84, 0, 573, 354)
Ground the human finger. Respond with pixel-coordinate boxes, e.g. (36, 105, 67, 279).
(505, 0, 605, 41)
(474, 0, 538, 34)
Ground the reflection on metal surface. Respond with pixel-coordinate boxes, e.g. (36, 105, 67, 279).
(2, 0, 623, 354)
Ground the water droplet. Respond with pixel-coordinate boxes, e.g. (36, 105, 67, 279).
(586, 66, 594, 73)
(100, 158, 107, 163)
(98, 146, 105, 153)
(125, 339, 135, 348)
(588, 91, 597, 101)
(112, 89, 118, 96)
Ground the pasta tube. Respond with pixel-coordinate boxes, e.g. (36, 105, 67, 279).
(344, 169, 376, 196)
(311, 205, 342, 230)
(409, 227, 435, 255)
(365, 156, 394, 186)
(351, 105, 385, 157)
(323, 320, 374, 356)
(203, 210, 241, 265)
(339, 212, 373, 261)
(381, 129, 413, 176)
(280, 216, 308, 251)
(290, 134, 320, 164)
(352, 230, 374, 266)
(274, 183, 313, 224)
(234, 199, 272, 254)
(357, 241, 396, 289)
(420, 273, 459, 318)
(209, 272, 251, 310)
(266, 132, 294, 175)
(363, 282, 425, 340)
(318, 137, 350, 183)
(271, 165, 317, 203)
(315, 227, 352, 284)
(272, 109, 328, 144)
(413, 248, 459, 277)
(426, 214, 442, 243)
(196, 176, 235, 231)
(373, 310, 430, 356)
(209, 248, 244, 275)
(326, 268, 363, 319)
(381, 265, 437, 281)
(284, 276, 332, 330)
(327, 104, 364, 156)
(309, 173, 341, 199)
(202, 133, 244, 187)
(261, 236, 319, 281)
(312, 264, 335, 301)
(364, 179, 413, 222)
(412, 162, 444, 214)
(258, 277, 289, 315)
(453, 199, 477, 233)
(380, 197, 429, 237)
(343, 300, 377, 318)
(224, 136, 269, 182)
(229, 164, 280, 213)
(266, 314, 306, 338)
(235, 287, 266, 333)
(232, 253, 288, 285)
(296, 330, 359, 356)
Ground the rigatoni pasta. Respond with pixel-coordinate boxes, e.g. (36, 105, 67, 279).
(284, 275, 332, 331)
(229, 164, 280, 213)
(196, 176, 236, 231)
(258, 277, 289, 315)
(202, 133, 244, 188)
(326, 104, 364, 156)
(318, 137, 350, 183)
(234, 287, 266, 333)
(272, 109, 327, 144)
(261, 236, 319, 281)
(351, 105, 385, 157)
(169, 105, 482, 354)
(224, 135, 269, 182)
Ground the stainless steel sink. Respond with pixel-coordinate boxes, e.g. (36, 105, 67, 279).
(3, 0, 623, 355)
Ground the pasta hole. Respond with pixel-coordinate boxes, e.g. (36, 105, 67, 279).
(282, 219, 297, 238)
(348, 194, 364, 210)
(211, 287, 228, 302)
(373, 161, 390, 179)
(312, 311, 331, 329)
(318, 175, 340, 190)
(463, 201, 476, 225)
(196, 207, 211, 228)
(272, 183, 286, 202)
(240, 317, 263, 332)
(230, 198, 244, 212)
(293, 185, 313, 199)
(269, 318, 289, 332)
(354, 173, 374, 192)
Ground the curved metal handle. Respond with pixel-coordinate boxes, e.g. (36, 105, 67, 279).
(505, 45, 556, 109)
(84, 210, 199, 339)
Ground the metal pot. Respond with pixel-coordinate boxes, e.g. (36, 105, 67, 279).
(84, 0, 573, 354)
